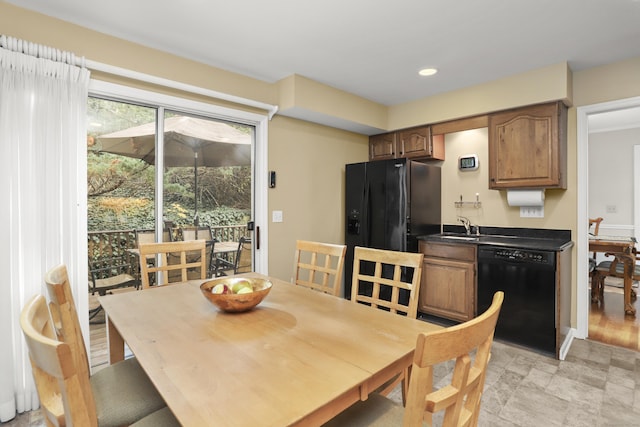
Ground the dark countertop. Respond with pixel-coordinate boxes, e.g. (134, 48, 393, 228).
(418, 225, 574, 252)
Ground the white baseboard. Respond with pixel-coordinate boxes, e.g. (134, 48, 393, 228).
(559, 328, 576, 360)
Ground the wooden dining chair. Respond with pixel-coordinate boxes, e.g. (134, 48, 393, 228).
(588, 217, 604, 272)
(292, 240, 346, 296)
(351, 246, 423, 317)
(592, 247, 640, 303)
(138, 240, 207, 287)
(350, 246, 424, 402)
(20, 294, 179, 427)
(324, 291, 504, 427)
(44, 264, 170, 426)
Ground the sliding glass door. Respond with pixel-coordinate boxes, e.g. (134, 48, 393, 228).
(87, 98, 255, 271)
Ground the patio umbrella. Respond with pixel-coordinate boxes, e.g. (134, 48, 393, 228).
(94, 115, 251, 222)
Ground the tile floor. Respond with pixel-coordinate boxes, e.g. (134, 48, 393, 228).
(4, 338, 640, 426)
(389, 338, 640, 426)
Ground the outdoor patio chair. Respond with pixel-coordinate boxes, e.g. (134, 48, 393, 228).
(180, 225, 213, 241)
(135, 228, 172, 245)
(215, 236, 252, 276)
(181, 226, 217, 276)
(88, 255, 138, 322)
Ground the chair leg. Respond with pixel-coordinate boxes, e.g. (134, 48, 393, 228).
(591, 272, 601, 303)
(597, 274, 605, 303)
(89, 304, 104, 324)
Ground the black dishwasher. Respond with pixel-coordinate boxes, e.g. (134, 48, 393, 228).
(477, 245, 556, 355)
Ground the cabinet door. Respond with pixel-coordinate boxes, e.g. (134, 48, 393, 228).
(369, 133, 396, 161)
(397, 126, 445, 160)
(398, 126, 431, 159)
(419, 257, 475, 322)
(488, 101, 567, 189)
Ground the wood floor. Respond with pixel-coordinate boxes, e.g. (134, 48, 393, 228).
(589, 278, 640, 351)
(89, 310, 110, 369)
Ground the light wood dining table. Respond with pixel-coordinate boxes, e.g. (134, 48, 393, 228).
(98, 272, 441, 426)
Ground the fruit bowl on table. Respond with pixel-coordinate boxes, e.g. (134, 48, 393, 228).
(200, 277, 272, 313)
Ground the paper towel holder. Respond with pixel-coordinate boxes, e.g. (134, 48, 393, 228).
(506, 189, 545, 207)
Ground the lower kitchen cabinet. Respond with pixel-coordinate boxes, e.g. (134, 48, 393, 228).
(418, 241, 476, 322)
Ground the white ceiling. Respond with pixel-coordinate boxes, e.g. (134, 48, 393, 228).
(8, 0, 640, 130)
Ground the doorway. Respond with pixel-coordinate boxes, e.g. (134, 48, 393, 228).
(577, 96, 640, 345)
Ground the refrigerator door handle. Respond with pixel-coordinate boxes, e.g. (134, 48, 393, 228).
(363, 182, 370, 247)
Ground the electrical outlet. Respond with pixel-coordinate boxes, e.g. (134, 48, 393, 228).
(272, 210, 283, 223)
(520, 206, 544, 218)
(606, 205, 617, 213)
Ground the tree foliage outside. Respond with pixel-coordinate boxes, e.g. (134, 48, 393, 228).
(87, 98, 251, 232)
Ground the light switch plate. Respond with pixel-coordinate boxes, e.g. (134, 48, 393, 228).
(272, 210, 283, 222)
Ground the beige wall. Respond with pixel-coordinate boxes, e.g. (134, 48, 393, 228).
(573, 57, 640, 107)
(441, 128, 571, 230)
(4, 3, 640, 328)
(589, 128, 639, 230)
(267, 116, 367, 280)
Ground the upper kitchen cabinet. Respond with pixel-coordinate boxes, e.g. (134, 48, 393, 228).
(369, 132, 397, 161)
(488, 101, 567, 189)
(369, 126, 444, 162)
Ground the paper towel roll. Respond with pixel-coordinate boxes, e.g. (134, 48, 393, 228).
(506, 190, 545, 207)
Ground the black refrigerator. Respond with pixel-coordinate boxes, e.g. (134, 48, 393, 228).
(344, 158, 441, 298)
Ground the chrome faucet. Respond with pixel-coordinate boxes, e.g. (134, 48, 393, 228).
(457, 216, 471, 235)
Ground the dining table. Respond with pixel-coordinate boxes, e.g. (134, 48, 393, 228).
(98, 272, 442, 426)
(589, 235, 637, 315)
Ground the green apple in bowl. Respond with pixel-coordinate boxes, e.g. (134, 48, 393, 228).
(231, 280, 253, 294)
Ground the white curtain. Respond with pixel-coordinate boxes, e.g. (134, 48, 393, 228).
(0, 37, 89, 422)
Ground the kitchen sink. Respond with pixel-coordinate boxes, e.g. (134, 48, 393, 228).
(439, 235, 479, 241)
(433, 233, 530, 246)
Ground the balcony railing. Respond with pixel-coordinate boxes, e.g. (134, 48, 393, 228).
(88, 225, 249, 280)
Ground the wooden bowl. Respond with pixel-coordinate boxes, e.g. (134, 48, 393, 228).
(200, 277, 272, 313)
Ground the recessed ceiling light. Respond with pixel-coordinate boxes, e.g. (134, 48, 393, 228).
(418, 68, 438, 77)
